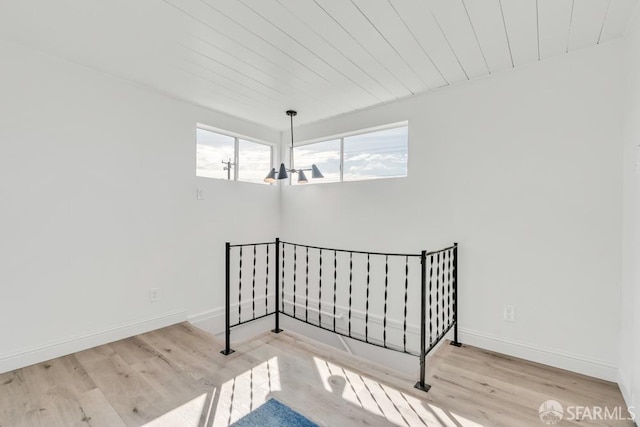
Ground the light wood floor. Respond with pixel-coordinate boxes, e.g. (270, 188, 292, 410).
(0, 322, 633, 426)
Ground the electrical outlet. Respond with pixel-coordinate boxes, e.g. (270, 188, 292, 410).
(503, 305, 515, 322)
(149, 288, 160, 303)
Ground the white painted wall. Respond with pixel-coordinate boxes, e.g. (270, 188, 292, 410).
(281, 42, 624, 381)
(0, 38, 280, 373)
(620, 11, 640, 414)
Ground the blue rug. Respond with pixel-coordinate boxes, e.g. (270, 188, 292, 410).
(231, 398, 318, 427)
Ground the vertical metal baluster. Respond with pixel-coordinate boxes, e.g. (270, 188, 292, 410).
(448, 249, 452, 327)
(435, 252, 440, 339)
(441, 251, 446, 335)
(252, 245, 256, 320)
(415, 250, 430, 392)
(265, 245, 270, 316)
(348, 252, 353, 338)
(305, 247, 309, 323)
(383, 255, 389, 347)
(281, 243, 285, 315)
(429, 254, 434, 346)
(221, 242, 234, 355)
(238, 247, 243, 324)
(403, 256, 409, 353)
(365, 253, 371, 343)
(451, 243, 461, 347)
(293, 244, 297, 318)
(273, 239, 282, 333)
(318, 249, 323, 327)
(333, 250, 337, 332)
(441, 250, 446, 329)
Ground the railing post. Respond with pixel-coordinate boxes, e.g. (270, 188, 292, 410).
(272, 238, 283, 333)
(221, 242, 235, 355)
(415, 250, 431, 392)
(450, 242, 462, 347)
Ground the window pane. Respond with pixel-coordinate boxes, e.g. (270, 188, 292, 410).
(293, 139, 341, 185)
(196, 128, 235, 180)
(238, 139, 271, 184)
(343, 127, 408, 181)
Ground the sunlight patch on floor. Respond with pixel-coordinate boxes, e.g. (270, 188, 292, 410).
(213, 357, 281, 426)
(313, 356, 484, 427)
(143, 392, 209, 426)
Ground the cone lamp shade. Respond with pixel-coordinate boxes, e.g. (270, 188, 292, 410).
(311, 164, 324, 179)
(298, 169, 308, 183)
(277, 163, 288, 180)
(264, 168, 277, 184)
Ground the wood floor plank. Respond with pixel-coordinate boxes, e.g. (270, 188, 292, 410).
(0, 368, 66, 427)
(136, 328, 227, 386)
(75, 388, 126, 427)
(74, 351, 166, 425)
(130, 356, 215, 426)
(21, 355, 96, 397)
(108, 336, 159, 366)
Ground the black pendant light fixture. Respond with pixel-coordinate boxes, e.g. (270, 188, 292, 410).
(264, 110, 324, 184)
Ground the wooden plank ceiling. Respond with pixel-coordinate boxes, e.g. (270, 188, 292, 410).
(0, 0, 636, 129)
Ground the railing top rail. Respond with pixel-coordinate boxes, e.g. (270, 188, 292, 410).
(280, 240, 422, 258)
(425, 244, 457, 256)
(228, 241, 275, 248)
(227, 239, 457, 257)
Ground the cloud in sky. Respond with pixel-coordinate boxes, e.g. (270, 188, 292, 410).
(294, 139, 341, 184)
(343, 126, 408, 181)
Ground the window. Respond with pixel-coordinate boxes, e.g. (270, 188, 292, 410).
(237, 139, 272, 184)
(292, 139, 341, 184)
(293, 124, 408, 184)
(196, 126, 272, 184)
(196, 129, 235, 180)
(343, 126, 408, 181)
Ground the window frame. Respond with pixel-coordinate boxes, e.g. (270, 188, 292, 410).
(196, 123, 275, 184)
(293, 121, 408, 184)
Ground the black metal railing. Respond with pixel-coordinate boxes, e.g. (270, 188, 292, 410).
(221, 238, 460, 392)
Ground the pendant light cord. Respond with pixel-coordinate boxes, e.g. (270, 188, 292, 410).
(290, 113, 294, 150)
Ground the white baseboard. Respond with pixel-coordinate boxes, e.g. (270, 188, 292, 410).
(188, 297, 272, 336)
(459, 327, 618, 382)
(188, 307, 225, 335)
(188, 307, 275, 345)
(618, 369, 637, 415)
(0, 310, 187, 374)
